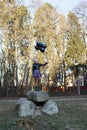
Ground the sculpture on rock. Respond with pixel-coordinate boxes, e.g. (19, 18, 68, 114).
(32, 41, 48, 91)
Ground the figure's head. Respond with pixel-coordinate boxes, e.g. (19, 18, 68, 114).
(33, 57, 38, 63)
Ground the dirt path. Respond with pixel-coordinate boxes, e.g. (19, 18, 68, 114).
(0, 95, 87, 102)
(51, 95, 87, 101)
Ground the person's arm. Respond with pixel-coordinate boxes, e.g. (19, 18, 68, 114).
(39, 62, 48, 67)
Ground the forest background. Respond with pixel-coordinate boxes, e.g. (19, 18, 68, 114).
(0, 0, 87, 96)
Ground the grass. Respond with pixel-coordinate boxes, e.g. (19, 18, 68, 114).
(0, 99, 87, 130)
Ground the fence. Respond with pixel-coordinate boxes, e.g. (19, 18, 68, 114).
(0, 85, 87, 97)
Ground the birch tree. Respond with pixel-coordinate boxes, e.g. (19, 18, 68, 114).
(33, 3, 66, 81)
(0, 0, 32, 96)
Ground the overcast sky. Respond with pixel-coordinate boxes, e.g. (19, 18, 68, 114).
(22, 0, 83, 16)
(42, 0, 82, 15)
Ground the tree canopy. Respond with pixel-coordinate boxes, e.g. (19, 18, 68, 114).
(0, 0, 87, 95)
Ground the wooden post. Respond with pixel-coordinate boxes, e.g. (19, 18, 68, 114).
(77, 79, 80, 96)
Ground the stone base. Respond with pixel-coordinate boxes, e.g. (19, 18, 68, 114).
(26, 90, 50, 102)
(16, 98, 59, 117)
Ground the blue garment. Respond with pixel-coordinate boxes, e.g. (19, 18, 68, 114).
(33, 70, 41, 78)
(32, 62, 47, 78)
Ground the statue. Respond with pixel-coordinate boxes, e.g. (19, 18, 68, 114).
(32, 41, 48, 91)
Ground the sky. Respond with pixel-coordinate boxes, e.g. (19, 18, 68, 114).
(44, 0, 82, 13)
(43, 0, 82, 15)
(22, 0, 83, 16)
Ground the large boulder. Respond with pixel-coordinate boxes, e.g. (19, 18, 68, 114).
(19, 100, 36, 117)
(16, 98, 28, 105)
(42, 100, 58, 115)
(15, 98, 28, 111)
(26, 90, 50, 102)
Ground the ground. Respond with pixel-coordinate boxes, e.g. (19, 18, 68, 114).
(0, 96, 87, 130)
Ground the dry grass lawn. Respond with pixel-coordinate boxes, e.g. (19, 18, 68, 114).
(0, 98, 87, 130)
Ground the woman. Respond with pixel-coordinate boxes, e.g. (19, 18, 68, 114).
(32, 58, 48, 91)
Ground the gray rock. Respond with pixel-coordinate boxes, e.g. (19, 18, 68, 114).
(19, 100, 36, 117)
(42, 100, 58, 115)
(26, 90, 50, 102)
(16, 98, 28, 105)
(15, 98, 28, 111)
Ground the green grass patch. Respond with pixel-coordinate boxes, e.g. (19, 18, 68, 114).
(0, 99, 87, 130)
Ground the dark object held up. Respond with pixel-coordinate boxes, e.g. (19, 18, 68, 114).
(35, 41, 47, 53)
